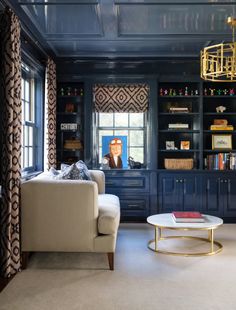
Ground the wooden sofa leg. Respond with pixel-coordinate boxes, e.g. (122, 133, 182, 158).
(107, 252, 114, 270)
(21, 252, 30, 270)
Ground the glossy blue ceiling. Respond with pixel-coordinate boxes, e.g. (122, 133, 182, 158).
(6, 0, 236, 58)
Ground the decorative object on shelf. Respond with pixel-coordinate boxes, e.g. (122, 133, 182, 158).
(195, 90, 199, 96)
(169, 107, 189, 113)
(166, 141, 175, 150)
(209, 88, 215, 96)
(216, 89, 222, 96)
(173, 89, 177, 96)
(60, 123, 78, 130)
(168, 123, 189, 129)
(229, 88, 235, 96)
(159, 88, 163, 96)
(180, 141, 190, 150)
(60, 88, 65, 96)
(178, 89, 183, 96)
(65, 102, 75, 113)
(201, 17, 236, 81)
(184, 87, 188, 96)
(164, 89, 168, 96)
(164, 158, 193, 170)
(128, 156, 142, 169)
(101, 157, 110, 170)
(64, 139, 82, 150)
(223, 89, 228, 95)
(212, 134, 232, 150)
(74, 88, 78, 96)
(66, 87, 72, 96)
(204, 88, 208, 96)
(216, 105, 226, 113)
(169, 88, 173, 96)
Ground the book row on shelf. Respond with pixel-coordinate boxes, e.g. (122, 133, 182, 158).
(205, 153, 236, 171)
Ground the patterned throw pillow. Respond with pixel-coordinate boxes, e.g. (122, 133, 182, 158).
(56, 162, 91, 180)
(75, 160, 92, 180)
(48, 167, 60, 176)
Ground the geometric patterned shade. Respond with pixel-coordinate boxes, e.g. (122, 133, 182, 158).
(94, 84, 149, 113)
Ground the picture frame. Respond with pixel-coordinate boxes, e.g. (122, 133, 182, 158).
(180, 141, 190, 150)
(166, 141, 175, 150)
(102, 136, 128, 169)
(212, 134, 232, 150)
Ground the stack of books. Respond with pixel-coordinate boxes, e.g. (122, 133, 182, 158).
(169, 107, 189, 113)
(168, 123, 189, 129)
(172, 211, 205, 223)
(210, 124, 234, 131)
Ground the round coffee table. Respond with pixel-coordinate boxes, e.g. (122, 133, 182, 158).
(147, 213, 223, 256)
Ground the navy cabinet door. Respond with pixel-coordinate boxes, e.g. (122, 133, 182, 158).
(203, 176, 236, 217)
(203, 177, 223, 216)
(224, 177, 236, 217)
(159, 174, 201, 213)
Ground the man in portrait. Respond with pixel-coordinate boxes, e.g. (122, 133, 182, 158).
(104, 137, 123, 168)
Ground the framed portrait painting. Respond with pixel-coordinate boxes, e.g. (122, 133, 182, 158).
(102, 136, 128, 169)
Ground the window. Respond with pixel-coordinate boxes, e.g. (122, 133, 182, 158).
(93, 83, 149, 167)
(21, 62, 43, 174)
(96, 112, 146, 165)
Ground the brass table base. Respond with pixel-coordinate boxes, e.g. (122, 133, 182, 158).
(148, 228, 223, 256)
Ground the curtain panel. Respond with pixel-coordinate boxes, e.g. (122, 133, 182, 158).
(0, 8, 22, 278)
(94, 84, 149, 113)
(45, 58, 57, 169)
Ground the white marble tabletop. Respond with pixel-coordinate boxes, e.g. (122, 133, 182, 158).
(147, 213, 223, 229)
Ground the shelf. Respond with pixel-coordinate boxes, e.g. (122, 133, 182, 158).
(57, 112, 77, 115)
(203, 96, 236, 98)
(159, 96, 200, 99)
(203, 113, 236, 115)
(203, 149, 236, 153)
(57, 95, 83, 99)
(159, 113, 199, 116)
(203, 130, 236, 133)
(57, 148, 83, 152)
(159, 149, 199, 152)
(159, 130, 200, 133)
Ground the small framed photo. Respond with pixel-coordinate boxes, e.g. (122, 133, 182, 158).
(212, 134, 232, 150)
(166, 141, 175, 150)
(180, 141, 190, 150)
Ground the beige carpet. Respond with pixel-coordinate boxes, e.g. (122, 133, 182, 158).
(0, 223, 236, 310)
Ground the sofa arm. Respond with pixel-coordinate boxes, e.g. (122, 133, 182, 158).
(89, 170, 105, 194)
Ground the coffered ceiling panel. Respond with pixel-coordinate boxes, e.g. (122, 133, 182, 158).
(6, 0, 236, 58)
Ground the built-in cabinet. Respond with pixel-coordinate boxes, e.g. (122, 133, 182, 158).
(56, 82, 84, 168)
(55, 78, 236, 221)
(203, 174, 236, 217)
(158, 173, 202, 213)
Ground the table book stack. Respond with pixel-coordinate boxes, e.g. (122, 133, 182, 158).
(172, 211, 205, 223)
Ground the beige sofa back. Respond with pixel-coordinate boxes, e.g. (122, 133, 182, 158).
(21, 177, 100, 252)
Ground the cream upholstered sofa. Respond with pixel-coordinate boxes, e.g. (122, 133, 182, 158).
(21, 170, 120, 270)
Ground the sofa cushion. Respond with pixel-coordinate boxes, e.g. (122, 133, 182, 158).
(98, 194, 120, 235)
(59, 161, 91, 180)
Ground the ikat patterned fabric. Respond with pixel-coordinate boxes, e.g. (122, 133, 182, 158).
(46, 58, 57, 169)
(0, 8, 22, 278)
(94, 84, 149, 113)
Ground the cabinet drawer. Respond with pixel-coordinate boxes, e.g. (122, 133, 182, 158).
(105, 177, 149, 193)
(119, 196, 149, 217)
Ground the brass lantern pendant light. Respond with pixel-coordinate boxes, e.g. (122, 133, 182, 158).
(201, 17, 236, 82)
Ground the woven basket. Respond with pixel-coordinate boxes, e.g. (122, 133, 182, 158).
(64, 140, 82, 150)
(164, 158, 193, 170)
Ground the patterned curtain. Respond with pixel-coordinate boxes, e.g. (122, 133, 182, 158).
(94, 84, 149, 112)
(45, 58, 57, 169)
(0, 8, 22, 278)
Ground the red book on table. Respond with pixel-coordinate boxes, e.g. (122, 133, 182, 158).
(172, 211, 205, 223)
